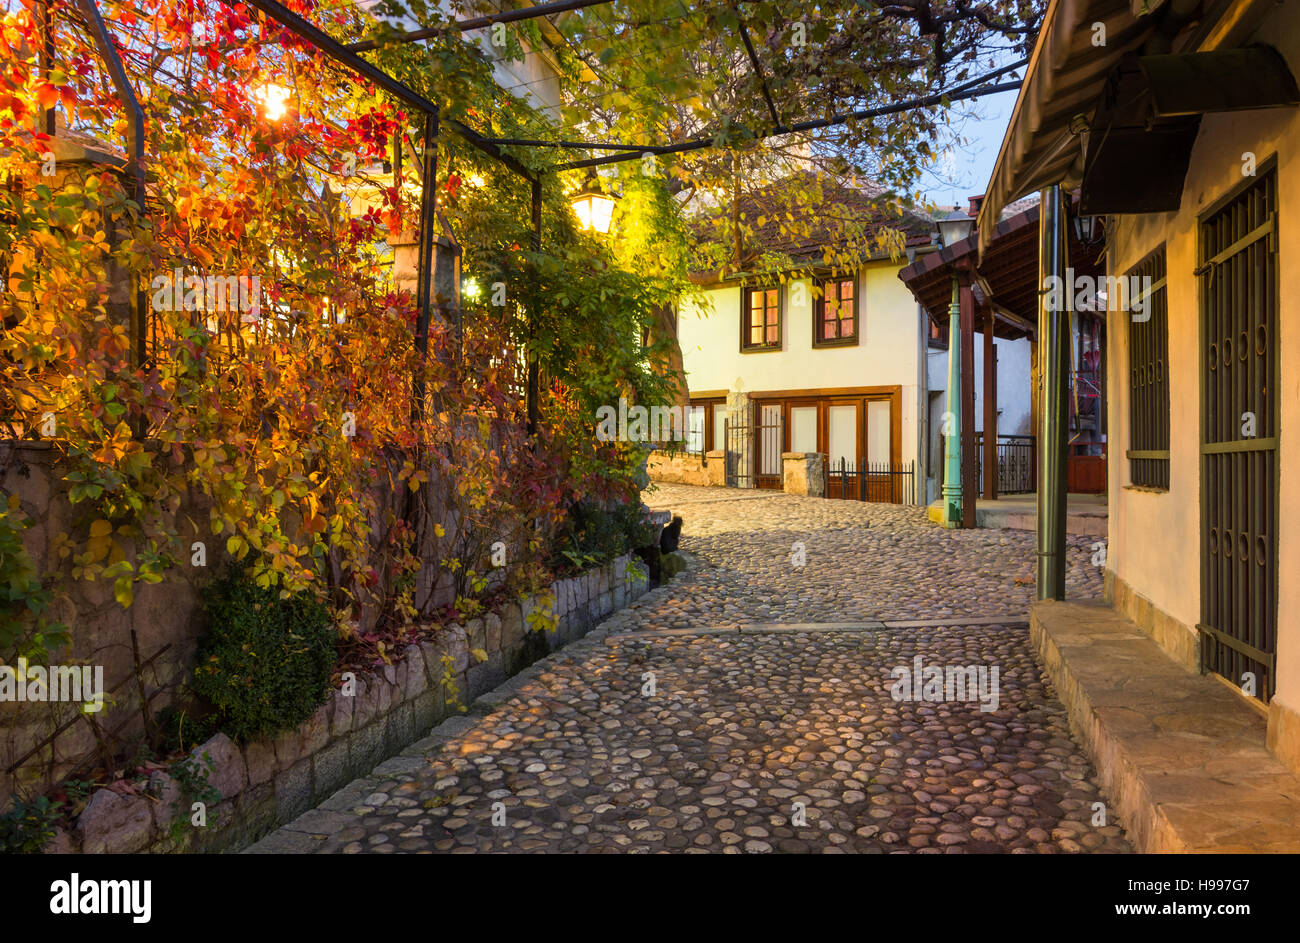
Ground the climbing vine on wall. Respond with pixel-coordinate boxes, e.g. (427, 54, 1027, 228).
(0, 0, 685, 645)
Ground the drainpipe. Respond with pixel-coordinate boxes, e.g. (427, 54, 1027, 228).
(1037, 186, 1069, 599)
(940, 277, 963, 527)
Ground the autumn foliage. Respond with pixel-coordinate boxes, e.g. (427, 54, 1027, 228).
(0, 0, 679, 661)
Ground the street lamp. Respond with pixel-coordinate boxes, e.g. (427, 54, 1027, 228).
(935, 209, 973, 529)
(1072, 212, 1104, 247)
(253, 83, 290, 121)
(937, 209, 975, 248)
(570, 170, 618, 234)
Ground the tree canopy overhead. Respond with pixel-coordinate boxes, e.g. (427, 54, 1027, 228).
(422, 0, 1046, 274)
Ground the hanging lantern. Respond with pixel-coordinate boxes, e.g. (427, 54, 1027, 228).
(569, 170, 618, 234)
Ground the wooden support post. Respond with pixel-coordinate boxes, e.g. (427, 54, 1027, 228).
(984, 305, 997, 500)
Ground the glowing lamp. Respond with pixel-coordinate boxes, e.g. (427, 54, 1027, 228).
(570, 171, 618, 234)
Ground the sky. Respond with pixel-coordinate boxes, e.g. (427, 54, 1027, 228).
(915, 87, 1019, 210)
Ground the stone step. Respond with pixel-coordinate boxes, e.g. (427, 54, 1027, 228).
(1031, 598, 1300, 853)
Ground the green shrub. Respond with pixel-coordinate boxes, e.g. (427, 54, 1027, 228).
(0, 794, 59, 853)
(191, 566, 336, 742)
(557, 498, 654, 571)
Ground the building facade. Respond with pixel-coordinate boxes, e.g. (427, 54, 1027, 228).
(976, 0, 1300, 785)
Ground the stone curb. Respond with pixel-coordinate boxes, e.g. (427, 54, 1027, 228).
(603, 616, 1030, 641)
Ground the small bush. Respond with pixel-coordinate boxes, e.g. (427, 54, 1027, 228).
(191, 566, 336, 742)
(0, 794, 59, 853)
(557, 498, 656, 571)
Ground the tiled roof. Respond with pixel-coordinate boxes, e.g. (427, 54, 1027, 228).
(688, 171, 936, 281)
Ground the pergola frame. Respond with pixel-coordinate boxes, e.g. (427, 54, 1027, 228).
(55, 0, 1028, 428)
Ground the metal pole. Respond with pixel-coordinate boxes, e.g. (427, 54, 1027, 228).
(984, 305, 997, 500)
(1037, 186, 1069, 600)
(243, 0, 535, 182)
(413, 108, 438, 422)
(553, 71, 1026, 171)
(346, 0, 620, 51)
(527, 176, 542, 435)
(38, 1, 55, 135)
(73, 0, 146, 371)
(940, 277, 963, 527)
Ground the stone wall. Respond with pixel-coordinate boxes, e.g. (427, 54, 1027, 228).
(0, 437, 570, 809)
(1, 443, 210, 807)
(646, 449, 725, 486)
(781, 452, 826, 497)
(43, 553, 649, 853)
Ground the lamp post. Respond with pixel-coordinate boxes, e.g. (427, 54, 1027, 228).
(569, 170, 618, 234)
(938, 210, 974, 528)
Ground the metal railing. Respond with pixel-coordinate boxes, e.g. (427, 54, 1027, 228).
(825, 458, 915, 504)
(975, 433, 1035, 494)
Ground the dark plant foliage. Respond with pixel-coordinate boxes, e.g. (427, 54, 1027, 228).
(191, 566, 336, 742)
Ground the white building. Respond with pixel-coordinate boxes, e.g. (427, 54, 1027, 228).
(677, 177, 1034, 505)
(675, 177, 941, 502)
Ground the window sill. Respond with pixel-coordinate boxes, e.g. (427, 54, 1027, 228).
(1123, 484, 1169, 494)
(740, 345, 782, 354)
(812, 337, 859, 349)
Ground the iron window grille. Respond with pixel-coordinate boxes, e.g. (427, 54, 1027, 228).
(1126, 245, 1170, 489)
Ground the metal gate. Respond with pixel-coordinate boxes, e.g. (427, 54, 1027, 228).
(723, 405, 783, 488)
(1198, 167, 1278, 701)
(754, 403, 784, 489)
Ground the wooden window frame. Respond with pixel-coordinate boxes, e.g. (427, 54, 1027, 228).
(1125, 244, 1170, 490)
(740, 285, 782, 352)
(689, 396, 726, 454)
(813, 275, 859, 348)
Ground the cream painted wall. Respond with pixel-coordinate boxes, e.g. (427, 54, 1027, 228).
(677, 260, 924, 468)
(1106, 2, 1300, 711)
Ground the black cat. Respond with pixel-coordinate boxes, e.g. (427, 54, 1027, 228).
(634, 544, 662, 584)
(659, 515, 683, 553)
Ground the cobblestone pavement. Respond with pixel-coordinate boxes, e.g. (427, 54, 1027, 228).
(250, 486, 1128, 854)
(626, 484, 1104, 628)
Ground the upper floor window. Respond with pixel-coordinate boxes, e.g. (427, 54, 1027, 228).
(742, 286, 781, 351)
(814, 276, 857, 347)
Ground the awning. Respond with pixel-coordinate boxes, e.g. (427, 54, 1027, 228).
(977, 0, 1288, 252)
(898, 197, 1105, 340)
(976, 0, 1164, 254)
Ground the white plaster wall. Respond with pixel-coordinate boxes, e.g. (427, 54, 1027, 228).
(974, 334, 1034, 437)
(678, 260, 924, 468)
(1106, 2, 1300, 710)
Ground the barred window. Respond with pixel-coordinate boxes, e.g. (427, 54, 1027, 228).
(1126, 246, 1169, 489)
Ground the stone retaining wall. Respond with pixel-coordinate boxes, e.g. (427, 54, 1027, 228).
(43, 553, 648, 854)
(646, 449, 725, 486)
(1, 441, 476, 804)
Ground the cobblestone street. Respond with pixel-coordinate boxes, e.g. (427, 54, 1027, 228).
(250, 486, 1129, 854)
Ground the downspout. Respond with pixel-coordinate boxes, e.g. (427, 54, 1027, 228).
(1037, 186, 1069, 600)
